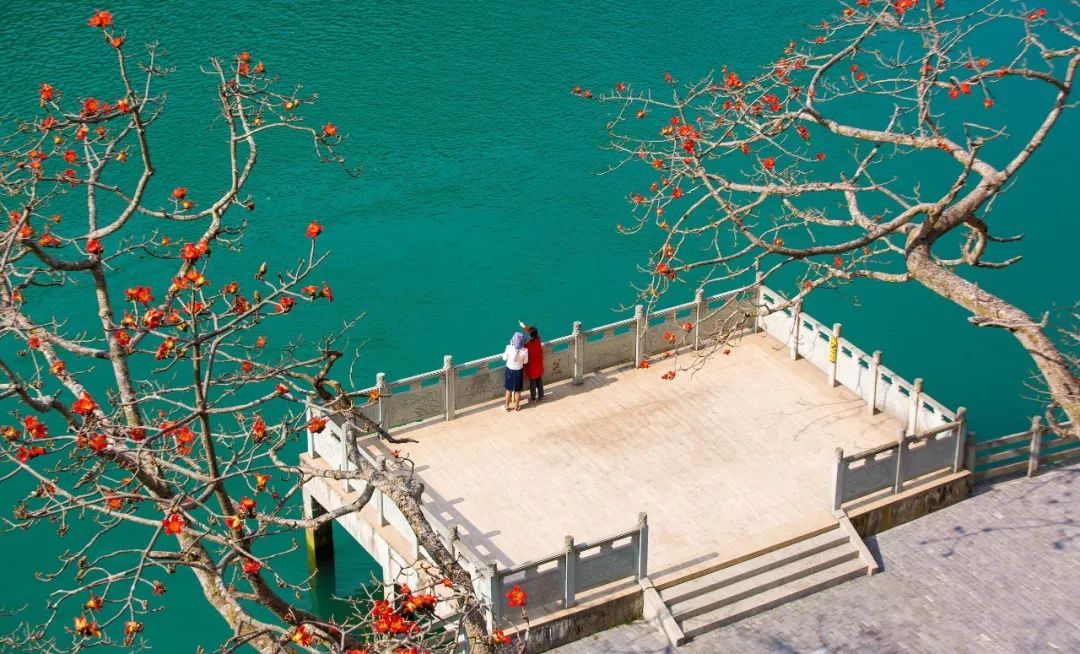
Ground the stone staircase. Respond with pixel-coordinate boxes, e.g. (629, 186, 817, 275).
(642, 517, 878, 646)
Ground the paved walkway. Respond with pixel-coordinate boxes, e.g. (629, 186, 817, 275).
(552, 463, 1080, 654)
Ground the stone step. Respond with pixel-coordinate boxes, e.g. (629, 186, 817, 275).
(680, 557, 868, 640)
(669, 544, 858, 622)
(660, 526, 850, 608)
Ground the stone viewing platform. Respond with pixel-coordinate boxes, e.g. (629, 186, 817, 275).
(376, 332, 898, 576)
(301, 286, 978, 650)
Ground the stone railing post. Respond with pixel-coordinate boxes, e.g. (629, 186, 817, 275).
(634, 305, 646, 367)
(789, 300, 802, 360)
(485, 562, 502, 629)
(635, 512, 649, 580)
(907, 378, 923, 435)
(1027, 416, 1045, 477)
(893, 426, 907, 494)
(827, 323, 842, 387)
(694, 288, 706, 350)
(374, 456, 388, 526)
(339, 420, 351, 492)
(572, 321, 584, 385)
(831, 447, 846, 511)
(753, 272, 764, 333)
(376, 372, 390, 432)
(867, 351, 881, 415)
(964, 431, 978, 472)
(443, 355, 456, 421)
(563, 535, 577, 608)
(951, 407, 968, 473)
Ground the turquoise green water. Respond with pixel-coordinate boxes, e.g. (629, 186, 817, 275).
(1, 1, 1077, 650)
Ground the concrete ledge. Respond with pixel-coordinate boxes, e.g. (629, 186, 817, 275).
(834, 513, 880, 575)
(505, 583, 643, 653)
(641, 577, 685, 647)
(847, 470, 972, 538)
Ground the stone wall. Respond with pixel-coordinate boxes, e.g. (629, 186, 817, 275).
(848, 471, 972, 538)
(508, 585, 643, 653)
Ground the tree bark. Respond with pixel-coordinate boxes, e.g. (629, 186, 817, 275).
(907, 245, 1079, 434)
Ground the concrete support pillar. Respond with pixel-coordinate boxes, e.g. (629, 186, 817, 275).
(827, 323, 842, 387)
(907, 378, 924, 435)
(893, 426, 907, 494)
(693, 288, 706, 350)
(951, 407, 968, 473)
(789, 301, 802, 360)
(376, 372, 389, 432)
(563, 535, 577, 609)
(867, 351, 882, 415)
(832, 447, 845, 511)
(408, 480, 425, 561)
(636, 512, 649, 580)
(303, 489, 334, 570)
(572, 321, 584, 385)
(443, 355, 456, 421)
(1027, 416, 1045, 477)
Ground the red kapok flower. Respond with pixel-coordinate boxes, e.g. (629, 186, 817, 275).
(493, 630, 511, 645)
(72, 392, 97, 416)
(242, 558, 262, 575)
(171, 187, 187, 200)
(180, 241, 207, 263)
(81, 98, 100, 117)
(88, 433, 108, 453)
(275, 296, 296, 313)
(254, 473, 270, 491)
(305, 221, 323, 239)
(86, 238, 104, 255)
(239, 496, 256, 515)
(87, 10, 113, 28)
(308, 416, 328, 433)
(24, 416, 47, 439)
(124, 621, 142, 637)
(50, 360, 66, 375)
(762, 157, 776, 171)
(73, 615, 101, 638)
(506, 584, 528, 608)
(661, 370, 676, 380)
(162, 513, 184, 535)
(290, 624, 313, 645)
(39, 83, 55, 105)
(251, 416, 267, 442)
(322, 123, 338, 138)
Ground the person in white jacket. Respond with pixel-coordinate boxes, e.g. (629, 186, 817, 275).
(502, 331, 529, 412)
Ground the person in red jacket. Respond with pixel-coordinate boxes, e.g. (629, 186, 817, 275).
(524, 326, 544, 402)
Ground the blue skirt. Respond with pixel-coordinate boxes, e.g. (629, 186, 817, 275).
(504, 367, 524, 392)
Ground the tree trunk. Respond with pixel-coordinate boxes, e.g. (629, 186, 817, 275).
(907, 245, 1079, 434)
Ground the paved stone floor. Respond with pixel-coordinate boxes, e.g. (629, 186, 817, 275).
(552, 463, 1079, 654)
